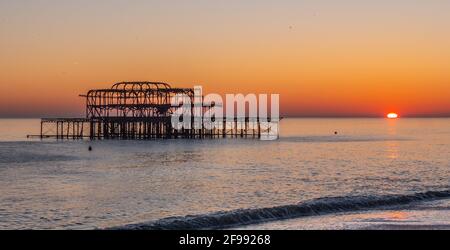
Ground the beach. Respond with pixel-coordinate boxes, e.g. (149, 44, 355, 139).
(234, 198, 450, 230)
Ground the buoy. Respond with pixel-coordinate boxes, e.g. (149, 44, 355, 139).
(334, 131, 338, 135)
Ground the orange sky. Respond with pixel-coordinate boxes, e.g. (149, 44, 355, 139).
(1, 0, 449, 117)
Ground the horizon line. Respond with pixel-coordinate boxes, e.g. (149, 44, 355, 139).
(1, 115, 450, 119)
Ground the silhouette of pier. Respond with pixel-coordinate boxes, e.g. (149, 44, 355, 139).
(33, 82, 279, 140)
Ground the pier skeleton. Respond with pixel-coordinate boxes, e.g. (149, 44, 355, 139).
(36, 82, 279, 140)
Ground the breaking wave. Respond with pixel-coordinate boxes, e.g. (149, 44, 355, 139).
(110, 190, 450, 230)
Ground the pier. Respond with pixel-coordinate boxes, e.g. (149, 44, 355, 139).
(33, 82, 279, 140)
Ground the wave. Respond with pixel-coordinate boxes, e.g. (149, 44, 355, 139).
(110, 190, 450, 230)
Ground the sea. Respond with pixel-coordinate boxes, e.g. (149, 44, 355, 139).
(0, 118, 449, 230)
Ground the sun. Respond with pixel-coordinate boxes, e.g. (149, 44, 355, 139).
(387, 113, 399, 119)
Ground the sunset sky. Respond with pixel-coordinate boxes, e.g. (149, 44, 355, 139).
(1, 0, 449, 117)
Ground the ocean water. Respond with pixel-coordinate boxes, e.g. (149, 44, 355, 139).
(0, 118, 449, 229)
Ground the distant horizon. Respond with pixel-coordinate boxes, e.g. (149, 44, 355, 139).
(1, 114, 450, 119)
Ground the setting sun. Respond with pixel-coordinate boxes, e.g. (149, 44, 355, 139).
(387, 113, 399, 119)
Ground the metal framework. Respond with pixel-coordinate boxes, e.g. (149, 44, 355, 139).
(33, 82, 279, 140)
(84, 82, 193, 119)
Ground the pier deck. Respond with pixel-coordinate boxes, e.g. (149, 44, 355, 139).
(35, 117, 278, 139)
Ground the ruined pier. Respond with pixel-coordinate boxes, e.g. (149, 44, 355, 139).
(35, 82, 279, 140)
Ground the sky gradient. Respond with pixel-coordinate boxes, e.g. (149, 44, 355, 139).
(1, 0, 449, 117)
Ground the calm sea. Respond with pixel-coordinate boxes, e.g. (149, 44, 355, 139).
(0, 118, 449, 229)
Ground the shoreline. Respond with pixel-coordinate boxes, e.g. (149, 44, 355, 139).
(234, 198, 450, 230)
(108, 191, 450, 230)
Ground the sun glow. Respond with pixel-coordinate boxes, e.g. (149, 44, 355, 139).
(387, 113, 399, 119)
